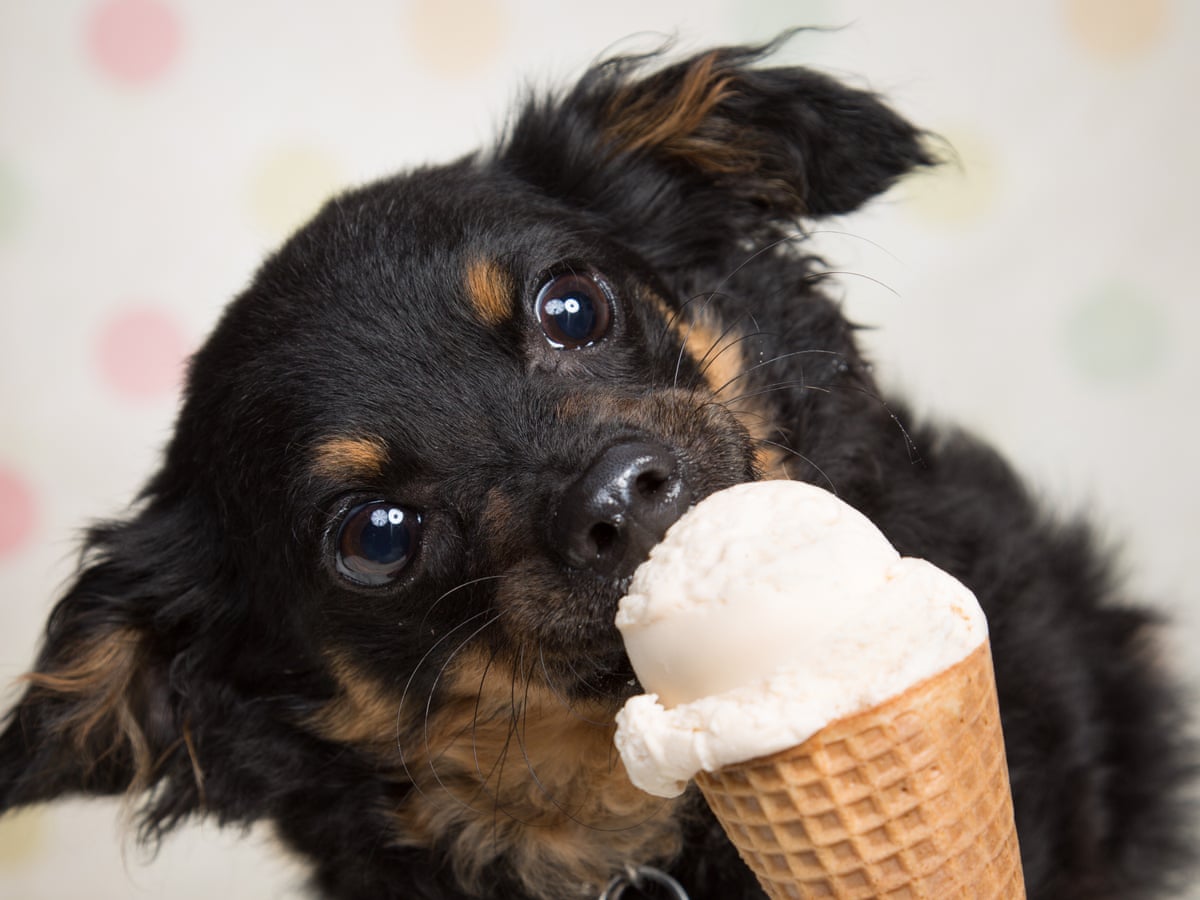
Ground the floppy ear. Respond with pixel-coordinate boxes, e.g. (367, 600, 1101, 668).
(0, 501, 209, 832)
(498, 36, 935, 265)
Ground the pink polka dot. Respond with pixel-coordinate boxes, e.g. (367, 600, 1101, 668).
(95, 307, 190, 401)
(0, 468, 36, 558)
(86, 0, 182, 85)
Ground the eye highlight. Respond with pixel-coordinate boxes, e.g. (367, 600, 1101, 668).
(534, 271, 613, 349)
(336, 501, 421, 586)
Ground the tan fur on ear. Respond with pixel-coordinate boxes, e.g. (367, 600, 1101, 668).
(22, 628, 156, 791)
(603, 51, 746, 175)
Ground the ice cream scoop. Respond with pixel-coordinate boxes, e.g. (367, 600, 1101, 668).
(614, 479, 987, 798)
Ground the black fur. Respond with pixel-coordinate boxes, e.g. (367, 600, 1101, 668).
(1, 38, 1193, 899)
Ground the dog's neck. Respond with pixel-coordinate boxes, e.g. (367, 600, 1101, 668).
(313, 648, 683, 900)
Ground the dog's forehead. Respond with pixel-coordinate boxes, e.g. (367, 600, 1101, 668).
(272, 166, 594, 327)
(190, 165, 627, 485)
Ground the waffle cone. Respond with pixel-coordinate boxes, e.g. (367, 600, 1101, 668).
(695, 641, 1024, 899)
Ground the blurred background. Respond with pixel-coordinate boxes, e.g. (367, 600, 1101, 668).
(1, 1, 1196, 896)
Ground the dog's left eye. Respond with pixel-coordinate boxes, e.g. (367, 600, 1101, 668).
(335, 501, 422, 586)
(535, 272, 613, 349)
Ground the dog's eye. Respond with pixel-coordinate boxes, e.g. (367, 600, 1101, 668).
(535, 272, 613, 349)
(336, 502, 422, 586)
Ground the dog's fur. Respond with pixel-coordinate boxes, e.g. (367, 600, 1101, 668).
(1, 39, 1194, 899)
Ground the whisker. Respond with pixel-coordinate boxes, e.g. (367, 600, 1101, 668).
(723, 375, 924, 472)
(806, 269, 901, 298)
(417, 612, 503, 802)
(705, 230, 813, 300)
(671, 290, 722, 389)
(685, 314, 770, 396)
(511, 653, 668, 834)
(720, 379, 833, 407)
(557, 649, 607, 695)
(711, 228, 904, 300)
(756, 438, 839, 494)
(710, 349, 846, 398)
(653, 291, 709, 359)
(828, 382, 925, 464)
(414, 627, 542, 826)
(418, 574, 510, 633)
(537, 644, 612, 728)
(395, 608, 497, 794)
(803, 227, 906, 265)
(470, 643, 502, 783)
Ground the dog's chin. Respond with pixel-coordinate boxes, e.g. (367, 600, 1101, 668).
(536, 631, 640, 704)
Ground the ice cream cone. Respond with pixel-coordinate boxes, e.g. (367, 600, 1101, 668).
(694, 641, 1024, 899)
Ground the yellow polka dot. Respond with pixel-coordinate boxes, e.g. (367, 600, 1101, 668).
(248, 146, 343, 239)
(404, 0, 509, 78)
(1063, 0, 1170, 64)
(900, 127, 1001, 228)
(0, 806, 47, 870)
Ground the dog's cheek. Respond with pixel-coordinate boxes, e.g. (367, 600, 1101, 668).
(489, 559, 614, 656)
(665, 311, 793, 480)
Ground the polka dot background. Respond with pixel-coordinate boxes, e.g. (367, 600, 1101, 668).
(0, 0, 1196, 896)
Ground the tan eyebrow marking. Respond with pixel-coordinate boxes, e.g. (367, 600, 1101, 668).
(465, 257, 516, 326)
(310, 435, 389, 481)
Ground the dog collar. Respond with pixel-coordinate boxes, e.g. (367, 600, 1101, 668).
(599, 864, 689, 899)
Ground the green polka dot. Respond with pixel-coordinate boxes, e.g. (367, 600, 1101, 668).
(0, 806, 47, 870)
(1063, 283, 1168, 381)
(731, 0, 842, 52)
(0, 162, 24, 241)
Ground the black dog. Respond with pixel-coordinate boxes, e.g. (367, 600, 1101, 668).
(0, 39, 1193, 899)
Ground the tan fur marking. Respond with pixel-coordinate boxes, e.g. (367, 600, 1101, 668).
(307, 654, 400, 750)
(310, 435, 389, 482)
(311, 649, 682, 900)
(604, 52, 746, 174)
(22, 628, 155, 789)
(465, 258, 516, 326)
(181, 721, 207, 806)
(674, 314, 790, 479)
(399, 648, 682, 899)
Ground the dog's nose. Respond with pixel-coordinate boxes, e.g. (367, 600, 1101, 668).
(553, 441, 693, 579)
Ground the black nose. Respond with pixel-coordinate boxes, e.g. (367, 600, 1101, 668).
(553, 441, 693, 579)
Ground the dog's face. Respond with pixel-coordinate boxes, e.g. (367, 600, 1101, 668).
(1, 41, 933, 899)
(215, 165, 759, 698)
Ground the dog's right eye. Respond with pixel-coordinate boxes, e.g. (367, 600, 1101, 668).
(535, 271, 613, 349)
(335, 501, 422, 586)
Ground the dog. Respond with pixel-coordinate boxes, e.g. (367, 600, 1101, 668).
(0, 37, 1193, 900)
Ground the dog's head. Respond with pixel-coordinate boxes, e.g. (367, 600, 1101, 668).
(2, 39, 932, 899)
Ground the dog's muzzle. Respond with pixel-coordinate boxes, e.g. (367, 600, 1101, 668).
(552, 440, 692, 580)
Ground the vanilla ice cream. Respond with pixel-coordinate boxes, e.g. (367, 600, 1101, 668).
(614, 480, 987, 798)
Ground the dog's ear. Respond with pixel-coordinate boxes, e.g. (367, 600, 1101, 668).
(498, 37, 934, 263)
(0, 499, 209, 828)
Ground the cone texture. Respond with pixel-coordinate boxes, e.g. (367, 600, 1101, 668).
(695, 641, 1024, 899)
